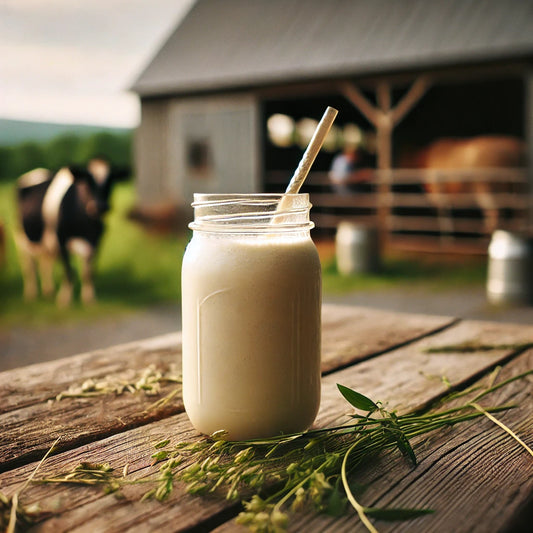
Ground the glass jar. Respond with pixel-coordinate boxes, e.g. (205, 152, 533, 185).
(181, 193, 322, 440)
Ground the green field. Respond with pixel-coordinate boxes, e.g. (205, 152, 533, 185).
(0, 179, 487, 329)
(0, 180, 187, 327)
(321, 249, 486, 294)
(0, 118, 130, 146)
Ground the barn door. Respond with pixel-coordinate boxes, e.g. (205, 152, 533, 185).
(170, 96, 260, 204)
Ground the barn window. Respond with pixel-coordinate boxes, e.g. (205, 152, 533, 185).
(186, 138, 213, 179)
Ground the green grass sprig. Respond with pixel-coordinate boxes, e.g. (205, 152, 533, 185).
(143, 369, 531, 532)
(30, 369, 531, 533)
(1, 437, 61, 533)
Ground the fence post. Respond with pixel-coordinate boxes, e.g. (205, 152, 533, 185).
(525, 69, 533, 230)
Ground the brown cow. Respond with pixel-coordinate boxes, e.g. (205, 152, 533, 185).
(411, 135, 526, 233)
(416, 136, 526, 170)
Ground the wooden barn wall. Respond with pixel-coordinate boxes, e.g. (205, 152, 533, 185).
(167, 94, 260, 205)
(134, 100, 171, 206)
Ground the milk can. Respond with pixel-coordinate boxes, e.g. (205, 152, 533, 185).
(486, 230, 533, 305)
(335, 222, 380, 275)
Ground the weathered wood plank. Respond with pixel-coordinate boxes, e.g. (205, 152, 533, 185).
(0, 306, 453, 470)
(0, 319, 530, 532)
(215, 326, 533, 532)
(320, 305, 454, 374)
(0, 333, 181, 415)
(0, 415, 236, 532)
(0, 380, 184, 473)
(0, 306, 452, 416)
(317, 318, 533, 425)
(282, 349, 533, 533)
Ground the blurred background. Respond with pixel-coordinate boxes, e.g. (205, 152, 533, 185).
(1, 0, 532, 371)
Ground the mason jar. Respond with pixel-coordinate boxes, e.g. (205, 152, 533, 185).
(181, 193, 322, 440)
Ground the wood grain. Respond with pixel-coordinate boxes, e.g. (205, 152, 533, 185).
(0, 314, 530, 532)
(320, 305, 454, 373)
(0, 306, 453, 470)
(0, 306, 452, 415)
(317, 318, 533, 426)
(0, 333, 181, 416)
(283, 349, 533, 533)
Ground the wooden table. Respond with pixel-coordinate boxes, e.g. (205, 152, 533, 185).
(1, 305, 531, 532)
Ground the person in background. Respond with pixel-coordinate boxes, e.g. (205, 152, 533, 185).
(328, 144, 359, 194)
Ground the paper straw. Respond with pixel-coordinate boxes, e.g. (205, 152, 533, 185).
(285, 106, 338, 194)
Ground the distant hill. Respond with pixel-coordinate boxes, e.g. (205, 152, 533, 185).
(0, 118, 131, 146)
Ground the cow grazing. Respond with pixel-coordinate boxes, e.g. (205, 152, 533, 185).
(15, 159, 123, 306)
(407, 135, 527, 233)
(415, 135, 526, 179)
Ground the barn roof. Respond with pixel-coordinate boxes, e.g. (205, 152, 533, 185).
(131, 0, 533, 97)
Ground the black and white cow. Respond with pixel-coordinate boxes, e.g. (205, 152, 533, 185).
(15, 159, 123, 306)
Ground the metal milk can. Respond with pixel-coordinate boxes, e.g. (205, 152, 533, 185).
(487, 230, 533, 305)
(335, 222, 380, 275)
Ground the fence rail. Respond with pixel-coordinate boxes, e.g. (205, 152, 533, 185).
(264, 168, 530, 252)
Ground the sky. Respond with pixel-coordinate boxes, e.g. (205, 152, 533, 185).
(0, 0, 196, 128)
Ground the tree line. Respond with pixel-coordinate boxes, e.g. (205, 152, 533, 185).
(0, 131, 132, 181)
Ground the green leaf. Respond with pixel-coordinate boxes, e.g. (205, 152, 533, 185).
(337, 384, 378, 413)
(364, 506, 434, 521)
(325, 482, 347, 516)
(393, 432, 417, 466)
(382, 411, 417, 465)
(154, 439, 170, 449)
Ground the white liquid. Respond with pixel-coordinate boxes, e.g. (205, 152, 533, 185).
(181, 232, 321, 440)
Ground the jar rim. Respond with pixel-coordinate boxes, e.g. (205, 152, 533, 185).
(190, 193, 314, 233)
(192, 192, 308, 206)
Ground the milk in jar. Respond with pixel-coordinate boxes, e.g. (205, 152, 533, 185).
(181, 194, 321, 440)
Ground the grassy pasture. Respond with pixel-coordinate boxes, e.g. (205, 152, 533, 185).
(0, 179, 486, 329)
(0, 180, 187, 327)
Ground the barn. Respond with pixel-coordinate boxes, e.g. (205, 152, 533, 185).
(130, 0, 533, 251)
